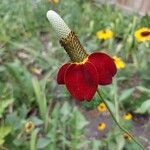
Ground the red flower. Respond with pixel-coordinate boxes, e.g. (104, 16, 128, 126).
(57, 52, 117, 101)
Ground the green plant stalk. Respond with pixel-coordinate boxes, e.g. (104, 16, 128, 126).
(30, 129, 39, 150)
(113, 79, 119, 122)
(97, 88, 145, 150)
(32, 77, 48, 132)
(113, 79, 121, 150)
(108, 38, 114, 51)
(132, 53, 139, 69)
(72, 110, 78, 150)
(131, 16, 137, 35)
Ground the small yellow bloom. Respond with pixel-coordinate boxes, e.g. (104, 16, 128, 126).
(97, 102, 107, 112)
(123, 133, 132, 141)
(123, 113, 133, 120)
(96, 29, 113, 40)
(97, 122, 106, 130)
(113, 56, 125, 69)
(24, 121, 34, 133)
(53, 0, 59, 3)
(48, 0, 59, 4)
(31, 67, 42, 75)
(134, 27, 150, 42)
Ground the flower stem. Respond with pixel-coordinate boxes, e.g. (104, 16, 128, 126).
(97, 88, 145, 150)
(113, 78, 119, 121)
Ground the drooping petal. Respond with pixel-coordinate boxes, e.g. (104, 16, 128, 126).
(88, 52, 117, 85)
(57, 63, 71, 84)
(64, 62, 98, 101)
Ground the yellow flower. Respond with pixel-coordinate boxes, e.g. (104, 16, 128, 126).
(134, 27, 150, 42)
(24, 121, 34, 133)
(97, 102, 107, 112)
(97, 122, 106, 130)
(96, 29, 113, 40)
(48, 0, 59, 4)
(31, 67, 42, 75)
(123, 133, 132, 141)
(123, 113, 133, 120)
(113, 56, 125, 69)
(53, 0, 59, 3)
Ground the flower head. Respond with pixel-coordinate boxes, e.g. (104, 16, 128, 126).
(97, 102, 107, 112)
(113, 56, 125, 69)
(24, 121, 34, 133)
(97, 122, 106, 130)
(48, 0, 59, 4)
(31, 67, 42, 75)
(123, 113, 132, 120)
(96, 29, 113, 40)
(47, 10, 117, 101)
(123, 133, 132, 141)
(134, 27, 150, 42)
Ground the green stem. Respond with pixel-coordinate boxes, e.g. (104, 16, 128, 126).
(113, 79, 119, 121)
(97, 88, 145, 150)
(30, 129, 39, 150)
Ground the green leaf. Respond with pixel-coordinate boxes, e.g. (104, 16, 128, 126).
(13, 139, 24, 146)
(60, 102, 71, 116)
(32, 77, 48, 131)
(119, 88, 135, 102)
(0, 125, 11, 145)
(0, 99, 14, 118)
(31, 117, 43, 126)
(5, 60, 34, 103)
(136, 99, 150, 113)
(5, 112, 21, 130)
(81, 96, 101, 109)
(116, 135, 125, 150)
(30, 129, 39, 150)
(60, 102, 71, 122)
(91, 140, 102, 150)
(136, 86, 150, 94)
(74, 108, 88, 129)
(18, 104, 28, 119)
(36, 138, 50, 149)
(0, 139, 5, 145)
(105, 100, 115, 114)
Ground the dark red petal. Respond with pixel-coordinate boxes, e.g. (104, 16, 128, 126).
(57, 63, 71, 84)
(64, 62, 98, 101)
(88, 52, 117, 85)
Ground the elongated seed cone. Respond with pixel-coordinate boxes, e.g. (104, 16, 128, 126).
(47, 10, 88, 62)
(60, 31, 88, 62)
